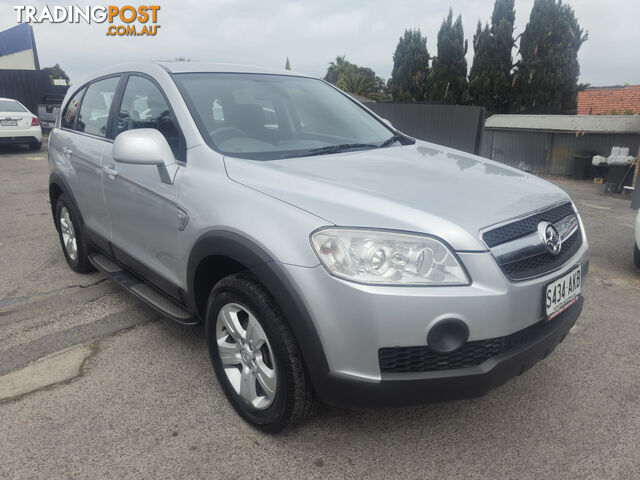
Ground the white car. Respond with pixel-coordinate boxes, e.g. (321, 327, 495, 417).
(0, 97, 43, 150)
(635, 209, 640, 268)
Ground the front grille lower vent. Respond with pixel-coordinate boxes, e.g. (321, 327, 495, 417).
(379, 320, 547, 374)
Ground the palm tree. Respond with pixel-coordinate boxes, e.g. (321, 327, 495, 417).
(325, 55, 354, 83)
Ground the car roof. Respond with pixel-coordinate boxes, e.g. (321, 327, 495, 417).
(157, 61, 312, 77)
(71, 61, 312, 87)
(0, 97, 20, 102)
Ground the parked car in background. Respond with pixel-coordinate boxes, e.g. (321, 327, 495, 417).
(0, 97, 42, 150)
(38, 94, 66, 133)
(635, 209, 640, 268)
(49, 62, 589, 432)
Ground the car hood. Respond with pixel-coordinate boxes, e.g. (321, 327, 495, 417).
(223, 141, 570, 251)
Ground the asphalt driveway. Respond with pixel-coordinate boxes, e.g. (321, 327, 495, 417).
(1, 142, 639, 479)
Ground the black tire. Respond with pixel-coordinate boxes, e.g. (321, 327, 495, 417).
(634, 243, 640, 269)
(29, 142, 42, 151)
(55, 193, 93, 273)
(205, 272, 314, 433)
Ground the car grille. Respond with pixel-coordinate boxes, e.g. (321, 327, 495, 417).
(483, 202, 583, 281)
(483, 202, 575, 248)
(500, 230, 582, 280)
(379, 320, 547, 374)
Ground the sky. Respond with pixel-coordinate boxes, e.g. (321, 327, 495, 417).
(0, 0, 638, 87)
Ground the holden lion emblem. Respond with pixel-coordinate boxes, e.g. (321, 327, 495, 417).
(538, 222, 561, 255)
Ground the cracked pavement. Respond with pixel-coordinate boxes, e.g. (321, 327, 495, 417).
(1, 142, 639, 479)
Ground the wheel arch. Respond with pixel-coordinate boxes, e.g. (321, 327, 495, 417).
(187, 230, 331, 395)
(48, 173, 83, 230)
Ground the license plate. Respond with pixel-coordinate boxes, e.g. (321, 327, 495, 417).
(41, 121, 54, 127)
(0, 120, 18, 126)
(545, 266, 581, 320)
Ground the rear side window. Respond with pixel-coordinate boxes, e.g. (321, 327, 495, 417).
(76, 77, 120, 138)
(61, 88, 85, 130)
(116, 75, 181, 158)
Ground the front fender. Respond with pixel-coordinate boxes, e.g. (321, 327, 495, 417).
(186, 230, 331, 397)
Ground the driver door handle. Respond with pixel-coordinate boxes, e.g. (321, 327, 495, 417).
(103, 164, 118, 178)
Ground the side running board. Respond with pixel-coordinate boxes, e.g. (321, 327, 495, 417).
(89, 253, 199, 326)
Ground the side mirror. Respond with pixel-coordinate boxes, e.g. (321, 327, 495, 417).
(113, 128, 176, 184)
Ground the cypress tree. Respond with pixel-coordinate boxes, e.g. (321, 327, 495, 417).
(513, 0, 587, 113)
(469, 0, 515, 114)
(388, 29, 430, 102)
(426, 9, 468, 105)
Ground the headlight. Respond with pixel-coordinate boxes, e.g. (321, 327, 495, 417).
(310, 228, 470, 285)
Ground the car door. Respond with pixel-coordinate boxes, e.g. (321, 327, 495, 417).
(101, 74, 186, 296)
(54, 76, 121, 247)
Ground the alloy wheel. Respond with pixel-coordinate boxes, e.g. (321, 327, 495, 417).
(59, 206, 78, 261)
(215, 302, 277, 409)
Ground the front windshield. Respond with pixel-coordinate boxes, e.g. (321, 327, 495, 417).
(174, 73, 399, 160)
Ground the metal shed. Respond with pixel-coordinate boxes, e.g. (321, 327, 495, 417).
(481, 115, 640, 175)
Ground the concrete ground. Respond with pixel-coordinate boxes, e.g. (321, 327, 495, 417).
(1, 142, 639, 479)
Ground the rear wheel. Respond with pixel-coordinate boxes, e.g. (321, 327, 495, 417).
(634, 243, 640, 269)
(205, 272, 314, 433)
(55, 193, 92, 273)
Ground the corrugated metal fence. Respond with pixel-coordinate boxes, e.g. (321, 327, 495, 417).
(368, 103, 485, 155)
(482, 129, 640, 175)
(0, 69, 68, 114)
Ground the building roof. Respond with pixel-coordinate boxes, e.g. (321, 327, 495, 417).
(485, 114, 640, 134)
(577, 85, 640, 115)
(0, 24, 33, 57)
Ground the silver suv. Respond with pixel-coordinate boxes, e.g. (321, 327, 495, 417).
(49, 62, 589, 432)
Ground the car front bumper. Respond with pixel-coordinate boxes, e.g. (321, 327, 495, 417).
(280, 245, 588, 407)
(312, 295, 582, 407)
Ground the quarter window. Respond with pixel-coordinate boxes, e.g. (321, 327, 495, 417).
(61, 88, 85, 130)
(116, 76, 181, 158)
(76, 77, 120, 137)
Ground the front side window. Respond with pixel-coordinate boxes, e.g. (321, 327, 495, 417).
(0, 100, 28, 112)
(61, 88, 85, 130)
(174, 73, 397, 160)
(116, 75, 181, 157)
(76, 76, 120, 138)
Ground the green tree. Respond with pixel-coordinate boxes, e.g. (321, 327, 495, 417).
(285, 57, 291, 70)
(427, 9, 468, 104)
(388, 29, 430, 101)
(468, 0, 515, 113)
(42, 64, 69, 85)
(512, 0, 587, 114)
(325, 56, 386, 101)
(324, 55, 357, 84)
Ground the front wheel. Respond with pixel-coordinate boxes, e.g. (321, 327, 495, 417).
(634, 242, 640, 269)
(205, 272, 314, 433)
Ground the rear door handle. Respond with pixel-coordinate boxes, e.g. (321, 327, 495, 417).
(102, 164, 118, 177)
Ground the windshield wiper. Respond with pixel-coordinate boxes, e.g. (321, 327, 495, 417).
(379, 133, 406, 148)
(280, 143, 379, 158)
